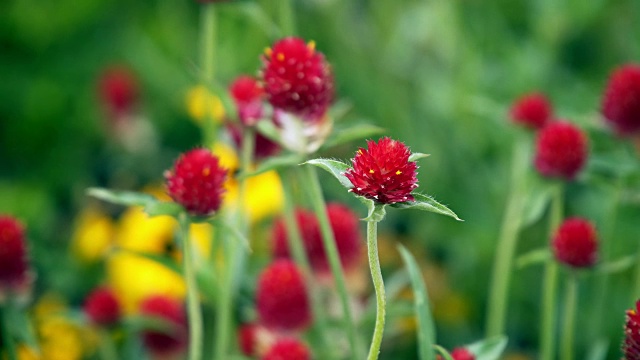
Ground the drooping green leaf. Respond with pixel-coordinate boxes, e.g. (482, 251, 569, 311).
(327, 99, 354, 121)
(235, 2, 282, 39)
(466, 336, 508, 360)
(398, 245, 436, 360)
(521, 180, 554, 228)
(144, 201, 183, 218)
(433, 345, 453, 360)
(304, 158, 353, 189)
(597, 255, 636, 274)
(515, 248, 551, 269)
(391, 193, 462, 221)
(237, 153, 305, 179)
(87, 188, 156, 207)
(321, 123, 385, 150)
(408, 152, 431, 162)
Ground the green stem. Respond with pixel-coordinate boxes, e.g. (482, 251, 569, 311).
(200, 3, 218, 146)
(485, 140, 528, 337)
(561, 274, 578, 360)
(540, 182, 564, 360)
(98, 329, 119, 360)
(301, 165, 362, 359)
(278, 0, 296, 35)
(180, 213, 203, 360)
(214, 234, 235, 360)
(0, 305, 18, 360)
(366, 220, 385, 360)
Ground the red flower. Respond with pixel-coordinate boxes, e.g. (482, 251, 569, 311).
(84, 287, 121, 326)
(272, 203, 362, 274)
(451, 348, 475, 360)
(238, 323, 258, 356)
(509, 92, 553, 129)
(98, 66, 139, 118)
(345, 137, 418, 204)
(0, 216, 30, 292)
(534, 122, 588, 180)
(230, 75, 265, 126)
(139, 295, 187, 356)
(227, 123, 281, 160)
(552, 217, 598, 268)
(262, 338, 311, 360)
(256, 260, 311, 331)
(261, 37, 334, 121)
(623, 300, 640, 360)
(165, 148, 227, 216)
(601, 64, 640, 136)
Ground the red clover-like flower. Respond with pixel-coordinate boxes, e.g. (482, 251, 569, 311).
(98, 66, 139, 118)
(139, 295, 187, 356)
(509, 92, 553, 130)
(623, 300, 640, 360)
(451, 348, 475, 360)
(165, 148, 227, 216)
(256, 260, 311, 331)
(345, 137, 418, 204)
(601, 64, 640, 136)
(0, 216, 30, 294)
(261, 37, 334, 121)
(238, 323, 258, 356)
(230, 75, 265, 126)
(534, 121, 588, 180)
(552, 217, 598, 268)
(84, 287, 121, 326)
(262, 338, 311, 360)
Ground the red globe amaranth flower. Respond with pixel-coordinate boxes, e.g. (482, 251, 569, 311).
(230, 75, 265, 126)
(238, 323, 258, 356)
(84, 287, 121, 326)
(552, 217, 598, 268)
(256, 260, 311, 331)
(139, 295, 187, 356)
(262, 37, 334, 121)
(345, 137, 418, 204)
(601, 64, 640, 136)
(451, 348, 475, 360)
(165, 148, 227, 216)
(0, 216, 30, 291)
(509, 92, 553, 129)
(272, 203, 362, 273)
(534, 121, 588, 180)
(262, 338, 311, 360)
(98, 66, 139, 118)
(227, 123, 281, 160)
(623, 300, 640, 359)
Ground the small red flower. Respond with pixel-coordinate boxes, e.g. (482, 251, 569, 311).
(165, 148, 227, 216)
(261, 37, 334, 121)
(256, 260, 311, 331)
(509, 92, 553, 129)
(345, 137, 418, 204)
(84, 287, 121, 326)
(451, 348, 475, 360)
(98, 66, 139, 118)
(238, 323, 258, 356)
(552, 217, 598, 268)
(623, 300, 640, 360)
(139, 295, 187, 356)
(534, 121, 588, 180)
(227, 123, 281, 160)
(0, 216, 30, 292)
(601, 64, 640, 136)
(272, 203, 362, 273)
(230, 75, 265, 126)
(262, 338, 311, 360)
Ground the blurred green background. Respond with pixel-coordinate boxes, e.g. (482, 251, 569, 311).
(1, 0, 639, 358)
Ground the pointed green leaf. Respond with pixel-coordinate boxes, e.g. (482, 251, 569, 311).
(304, 158, 353, 189)
(515, 248, 551, 269)
(398, 245, 436, 360)
(596, 255, 636, 274)
(256, 119, 283, 144)
(87, 188, 156, 207)
(322, 123, 385, 150)
(144, 202, 183, 218)
(237, 153, 304, 179)
(522, 180, 554, 228)
(434, 345, 453, 360)
(466, 336, 508, 360)
(408, 153, 431, 162)
(391, 193, 462, 221)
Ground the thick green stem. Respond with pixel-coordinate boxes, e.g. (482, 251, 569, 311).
(561, 274, 578, 360)
(540, 182, 564, 360)
(0, 305, 18, 360)
(366, 220, 385, 360)
(485, 140, 528, 337)
(278, 0, 296, 35)
(180, 213, 203, 360)
(98, 329, 118, 360)
(200, 4, 218, 146)
(301, 165, 362, 359)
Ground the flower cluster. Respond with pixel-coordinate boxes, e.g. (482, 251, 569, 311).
(0, 215, 31, 298)
(509, 92, 554, 130)
(601, 64, 640, 136)
(552, 218, 598, 268)
(623, 301, 640, 360)
(534, 121, 588, 180)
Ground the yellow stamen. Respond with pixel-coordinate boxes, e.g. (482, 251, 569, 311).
(203, 168, 210, 176)
(264, 47, 273, 57)
(277, 53, 285, 61)
(395, 170, 402, 175)
(307, 40, 316, 52)
(369, 169, 375, 174)
(358, 149, 363, 154)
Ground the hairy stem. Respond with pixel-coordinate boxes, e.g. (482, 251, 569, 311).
(366, 220, 385, 360)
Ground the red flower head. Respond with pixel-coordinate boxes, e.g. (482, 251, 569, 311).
(84, 287, 121, 326)
(534, 121, 588, 180)
(0, 216, 30, 293)
(271, 203, 362, 274)
(451, 348, 475, 360)
(98, 66, 139, 118)
(601, 64, 640, 136)
(552, 217, 598, 268)
(623, 300, 640, 359)
(256, 260, 311, 331)
(165, 148, 227, 216)
(238, 323, 258, 356)
(261, 37, 334, 121)
(139, 295, 187, 356)
(345, 137, 418, 204)
(262, 338, 311, 360)
(509, 92, 553, 129)
(227, 123, 281, 160)
(230, 75, 265, 126)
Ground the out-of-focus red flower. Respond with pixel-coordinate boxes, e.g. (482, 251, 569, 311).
(230, 75, 265, 126)
(345, 137, 418, 204)
(165, 148, 227, 216)
(262, 338, 311, 360)
(84, 287, 121, 326)
(262, 37, 334, 121)
(139, 295, 187, 356)
(534, 121, 588, 180)
(98, 66, 139, 119)
(623, 300, 640, 360)
(226, 123, 281, 160)
(451, 347, 475, 360)
(0, 216, 30, 295)
(238, 323, 258, 356)
(601, 64, 640, 136)
(552, 217, 598, 268)
(509, 92, 553, 130)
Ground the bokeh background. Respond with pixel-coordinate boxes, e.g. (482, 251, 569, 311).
(1, 0, 639, 358)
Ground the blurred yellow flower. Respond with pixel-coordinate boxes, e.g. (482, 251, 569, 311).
(116, 207, 176, 254)
(16, 346, 40, 360)
(186, 85, 225, 124)
(70, 208, 115, 263)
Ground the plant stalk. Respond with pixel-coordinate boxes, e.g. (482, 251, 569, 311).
(200, 3, 218, 146)
(561, 274, 578, 360)
(278, 0, 296, 35)
(180, 213, 203, 360)
(366, 220, 385, 360)
(0, 305, 17, 360)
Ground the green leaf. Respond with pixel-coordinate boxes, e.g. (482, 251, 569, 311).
(356, 195, 387, 222)
(210, 218, 252, 253)
(586, 338, 609, 360)
(434, 345, 453, 360)
(87, 187, 156, 207)
(596, 255, 636, 274)
(521, 180, 554, 228)
(237, 153, 304, 179)
(398, 245, 436, 360)
(515, 248, 551, 269)
(391, 193, 462, 221)
(408, 152, 431, 162)
(321, 123, 385, 150)
(466, 336, 508, 360)
(123, 314, 181, 333)
(304, 158, 353, 189)
(144, 202, 183, 218)
(256, 119, 283, 144)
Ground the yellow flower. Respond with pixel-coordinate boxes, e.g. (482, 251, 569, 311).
(70, 208, 115, 263)
(17, 346, 40, 360)
(186, 85, 225, 124)
(116, 207, 176, 254)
